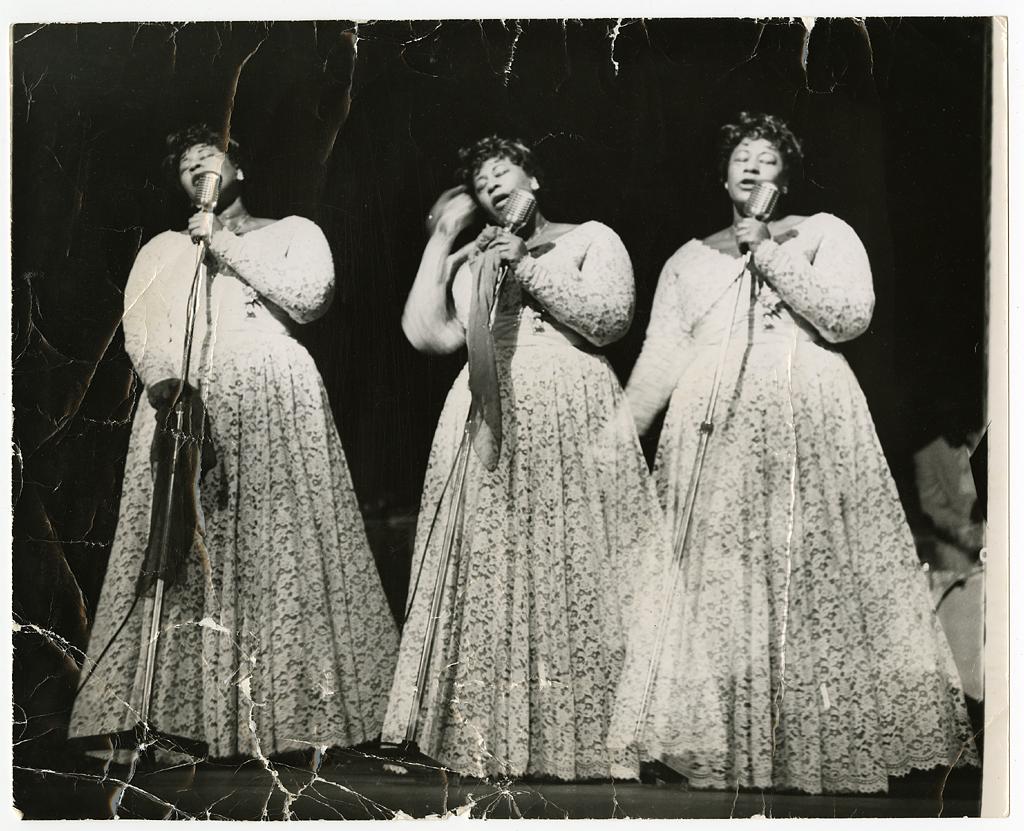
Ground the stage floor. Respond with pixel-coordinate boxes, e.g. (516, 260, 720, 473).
(14, 746, 983, 820)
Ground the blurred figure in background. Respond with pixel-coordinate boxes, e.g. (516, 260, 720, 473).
(914, 399, 986, 743)
(914, 400, 986, 574)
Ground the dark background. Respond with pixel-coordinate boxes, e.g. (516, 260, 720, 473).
(11, 18, 991, 768)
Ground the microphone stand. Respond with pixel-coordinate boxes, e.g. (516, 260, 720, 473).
(403, 206, 533, 744)
(134, 239, 208, 754)
(403, 423, 471, 743)
(631, 254, 752, 745)
(69, 236, 211, 765)
(630, 189, 779, 747)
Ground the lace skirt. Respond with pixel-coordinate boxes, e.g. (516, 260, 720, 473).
(610, 336, 978, 794)
(382, 342, 670, 782)
(69, 331, 398, 760)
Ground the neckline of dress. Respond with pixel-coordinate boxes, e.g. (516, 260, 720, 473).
(527, 219, 590, 252)
(179, 216, 281, 241)
(230, 216, 279, 236)
(695, 238, 745, 262)
(694, 212, 819, 260)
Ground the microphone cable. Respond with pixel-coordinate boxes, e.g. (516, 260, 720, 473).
(73, 593, 142, 698)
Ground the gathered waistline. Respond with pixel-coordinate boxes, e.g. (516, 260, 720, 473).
(491, 319, 600, 354)
(203, 322, 296, 340)
(696, 322, 822, 348)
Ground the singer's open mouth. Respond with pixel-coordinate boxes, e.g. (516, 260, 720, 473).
(493, 193, 509, 210)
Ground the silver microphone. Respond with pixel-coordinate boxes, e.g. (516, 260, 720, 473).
(192, 171, 222, 212)
(743, 181, 780, 222)
(500, 187, 537, 235)
(489, 188, 538, 325)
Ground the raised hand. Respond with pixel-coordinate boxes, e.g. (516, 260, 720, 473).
(426, 186, 478, 237)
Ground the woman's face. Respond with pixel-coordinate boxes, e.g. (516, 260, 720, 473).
(472, 155, 538, 223)
(178, 143, 240, 205)
(725, 137, 786, 207)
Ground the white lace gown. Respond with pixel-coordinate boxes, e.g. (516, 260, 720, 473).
(382, 221, 671, 781)
(610, 213, 978, 793)
(69, 217, 399, 759)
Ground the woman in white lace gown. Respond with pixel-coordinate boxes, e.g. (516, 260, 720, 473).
(69, 126, 398, 760)
(381, 138, 669, 781)
(612, 113, 978, 793)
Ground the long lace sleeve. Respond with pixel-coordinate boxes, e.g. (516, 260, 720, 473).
(625, 243, 701, 436)
(402, 236, 473, 355)
(209, 216, 335, 325)
(752, 213, 874, 344)
(122, 232, 191, 389)
(514, 222, 634, 347)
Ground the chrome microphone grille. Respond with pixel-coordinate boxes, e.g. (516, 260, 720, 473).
(192, 171, 222, 212)
(743, 181, 780, 222)
(501, 188, 538, 234)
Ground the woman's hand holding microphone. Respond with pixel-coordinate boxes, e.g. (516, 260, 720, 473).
(426, 186, 528, 266)
(481, 228, 528, 268)
(732, 217, 772, 253)
(187, 209, 225, 245)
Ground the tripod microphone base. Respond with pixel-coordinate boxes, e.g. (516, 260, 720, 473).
(67, 722, 208, 766)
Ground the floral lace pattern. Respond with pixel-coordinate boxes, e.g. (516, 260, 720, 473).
(69, 220, 399, 760)
(514, 222, 636, 346)
(751, 215, 874, 344)
(613, 213, 978, 794)
(209, 217, 336, 325)
(382, 222, 671, 781)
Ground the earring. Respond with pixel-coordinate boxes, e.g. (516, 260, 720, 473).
(237, 170, 245, 181)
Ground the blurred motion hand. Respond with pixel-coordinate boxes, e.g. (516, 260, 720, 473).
(426, 186, 477, 238)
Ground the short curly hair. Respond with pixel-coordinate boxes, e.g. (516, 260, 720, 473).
(454, 136, 544, 194)
(718, 112, 803, 184)
(162, 123, 248, 184)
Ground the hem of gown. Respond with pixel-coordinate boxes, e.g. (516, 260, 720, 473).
(82, 731, 384, 768)
(421, 746, 640, 784)
(647, 749, 980, 795)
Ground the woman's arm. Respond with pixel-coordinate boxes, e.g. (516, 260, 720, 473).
(752, 214, 875, 343)
(513, 223, 635, 347)
(402, 235, 473, 355)
(625, 245, 697, 436)
(123, 233, 191, 390)
(208, 216, 335, 325)
(401, 188, 479, 354)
